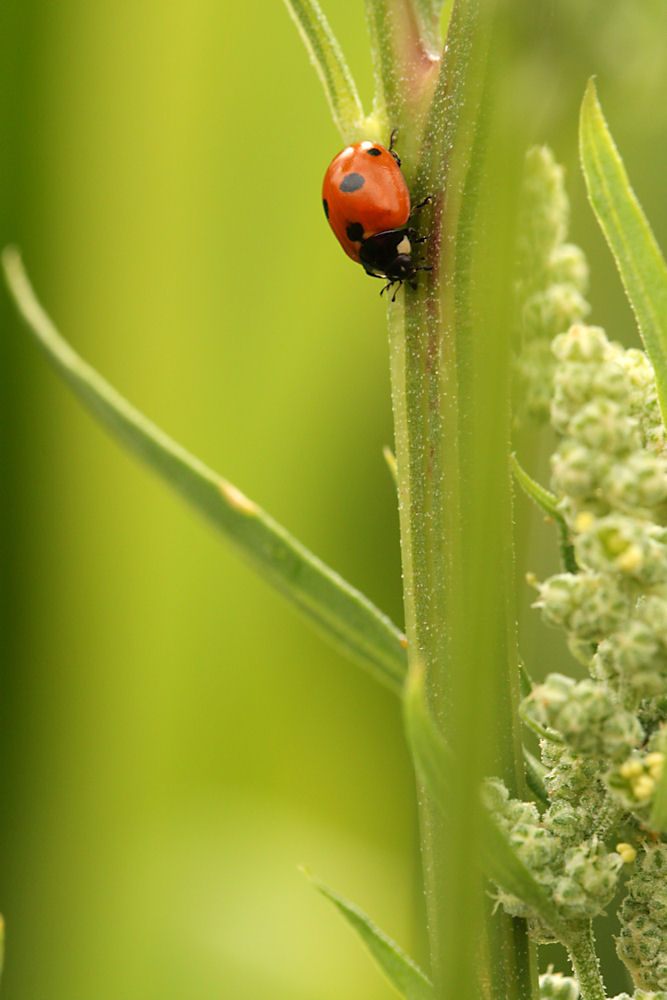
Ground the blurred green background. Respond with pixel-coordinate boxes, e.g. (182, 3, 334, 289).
(0, 2, 665, 998)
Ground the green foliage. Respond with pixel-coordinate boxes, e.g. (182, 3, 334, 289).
(2, 248, 407, 695)
(282, 0, 366, 138)
(511, 455, 577, 573)
(580, 79, 667, 425)
(306, 870, 434, 1000)
(404, 668, 569, 942)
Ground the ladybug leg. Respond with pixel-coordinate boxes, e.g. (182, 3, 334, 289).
(388, 128, 401, 167)
(380, 278, 402, 300)
(404, 226, 428, 246)
(412, 195, 432, 214)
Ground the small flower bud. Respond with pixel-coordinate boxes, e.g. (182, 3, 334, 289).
(553, 836, 622, 919)
(534, 572, 630, 640)
(549, 244, 589, 291)
(544, 801, 581, 843)
(523, 286, 590, 342)
(567, 400, 640, 455)
(539, 968, 580, 1000)
(603, 453, 667, 514)
(611, 993, 667, 1000)
(524, 675, 643, 760)
(593, 617, 664, 702)
(552, 325, 609, 364)
(646, 753, 664, 781)
(518, 146, 569, 261)
(575, 516, 667, 586)
(607, 749, 664, 821)
(617, 843, 638, 864)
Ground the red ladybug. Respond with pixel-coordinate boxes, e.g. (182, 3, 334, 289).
(322, 133, 430, 298)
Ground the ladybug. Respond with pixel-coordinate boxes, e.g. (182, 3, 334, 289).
(322, 132, 430, 299)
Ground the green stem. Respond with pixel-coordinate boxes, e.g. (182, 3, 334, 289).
(565, 922, 607, 1000)
(388, 5, 537, 996)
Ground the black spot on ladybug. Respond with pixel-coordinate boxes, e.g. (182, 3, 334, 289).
(366, 147, 382, 157)
(339, 172, 365, 193)
(346, 222, 364, 242)
(322, 198, 329, 219)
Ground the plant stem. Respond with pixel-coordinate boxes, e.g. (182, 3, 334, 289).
(388, 5, 539, 998)
(565, 922, 607, 1000)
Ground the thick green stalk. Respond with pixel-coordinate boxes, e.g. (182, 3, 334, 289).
(389, 3, 536, 997)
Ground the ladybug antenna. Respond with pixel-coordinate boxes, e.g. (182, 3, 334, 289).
(388, 129, 401, 167)
(412, 195, 432, 213)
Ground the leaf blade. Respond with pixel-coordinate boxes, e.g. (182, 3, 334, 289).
(403, 666, 569, 941)
(511, 455, 577, 574)
(579, 78, 667, 422)
(283, 0, 365, 137)
(2, 248, 407, 693)
(306, 871, 434, 1000)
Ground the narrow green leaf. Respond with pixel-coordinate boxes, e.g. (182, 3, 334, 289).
(523, 747, 549, 805)
(519, 696, 564, 745)
(2, 248, 407, 694)
(403, 667, 568, 941)
(511, 454, 559, 520)
(305, 870, 434, 1000)
(282, 0, 365, 138)
(518, 660, 534, 700)
(579, 79, 667, 422)
(407, 0, 442, 54)
(0, 914, 4, 985)
(382, 444, 398, 487)
(518, 664, 550, 803)
(511, 455, 577, 574)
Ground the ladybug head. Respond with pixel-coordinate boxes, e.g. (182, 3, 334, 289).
(385, 248, 417, 282)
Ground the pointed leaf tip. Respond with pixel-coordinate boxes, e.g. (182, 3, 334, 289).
(305, 871, 434, 1000)
(579, 78, 667, 423)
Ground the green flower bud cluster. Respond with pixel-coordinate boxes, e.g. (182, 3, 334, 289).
(539, 742, 615, 845)
(541, 742, 605, 810)
(524, 674, 644, 761)
(550, 327, 666, 520)
(617, 844, 667, 991)
(512, 318, 667, 988)
(595, 595, 667, 704)
(483, 778, 622, 930)
(513, 147, 590, 423)
(534, 573, 630, 642)
(534, 324, 667, 710)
